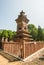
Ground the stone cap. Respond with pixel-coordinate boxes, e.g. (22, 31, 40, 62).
(15, 10, 29, 23)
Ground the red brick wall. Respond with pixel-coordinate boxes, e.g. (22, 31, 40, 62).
(23, 41, 44, 58)
(2, 40, 24, 58)
(2, 40, 44, 59)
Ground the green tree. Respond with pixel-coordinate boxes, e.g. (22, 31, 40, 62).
(0, 29, 3, 39)
(37, 26, 43, 41)
(31, 29, 37, 40)
(1, 30, 8, 38)
(7, 30, 13, 40)
(28, 24, 37, 40)
(13, 31, 16, 36)
(0, 32, 2, 40)
(42, 29, 44, 40)
(12, 31, 16, 38)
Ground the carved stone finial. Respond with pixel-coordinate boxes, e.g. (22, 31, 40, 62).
(20, 10, 25, 15)
(15, 10, 29, 23)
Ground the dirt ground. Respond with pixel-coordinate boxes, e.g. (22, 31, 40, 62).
(0, 54, 44, 65)
(0, 49, 44, 65)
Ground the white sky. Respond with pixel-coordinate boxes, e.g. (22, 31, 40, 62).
(0, 0, 44, 31)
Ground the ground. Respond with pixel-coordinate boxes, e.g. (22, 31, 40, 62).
(0, 49, 44, 65)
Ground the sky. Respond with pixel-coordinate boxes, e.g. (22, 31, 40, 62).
(0, 0, 44, 31)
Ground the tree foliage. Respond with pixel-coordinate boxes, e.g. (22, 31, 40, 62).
(42, 29, 44, 40)
(1, 30, 8, 38)
(7, 30, 13, 40)
(28, 24, 37, 40)
(0, 30, 16, 40)
(28, 24, 44, 41)
(37, 26, 43, 41)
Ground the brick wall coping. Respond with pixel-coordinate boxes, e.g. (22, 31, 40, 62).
(2, 41, 44, 44)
